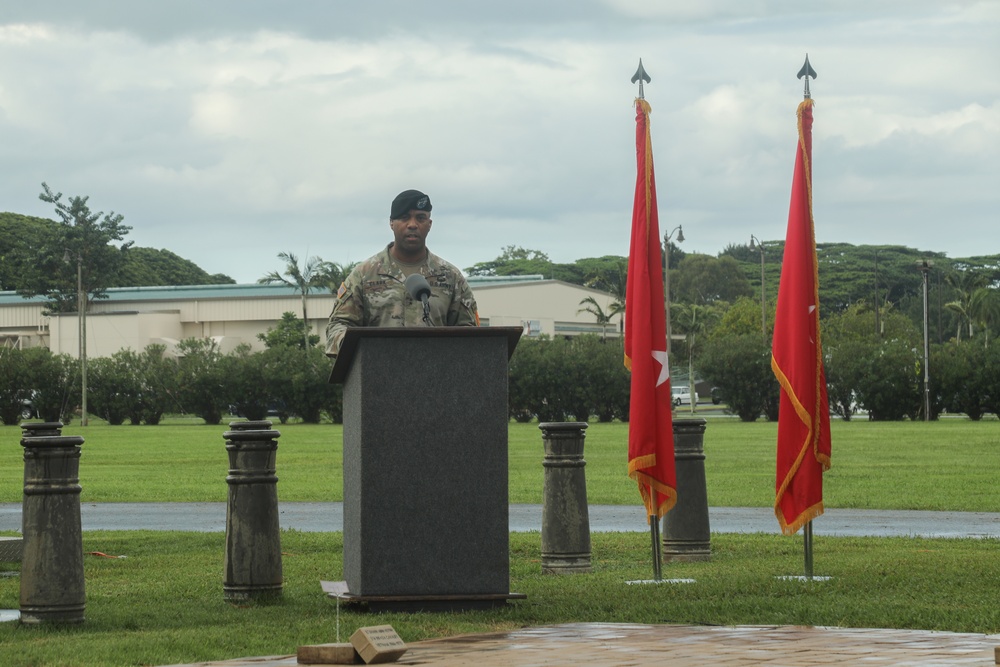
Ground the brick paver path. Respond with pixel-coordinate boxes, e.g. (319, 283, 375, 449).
(162, 623, 1000, 666)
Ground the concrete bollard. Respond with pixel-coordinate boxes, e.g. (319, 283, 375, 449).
(223, 420, 283, 601)
(0, 424, 59, 566)
(19, 422, 86, 624)
(539, 422, 592, 574)
(661, 418, 711, 562)
(20, 422, 65, 438)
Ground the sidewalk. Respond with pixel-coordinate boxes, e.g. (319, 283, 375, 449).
(5, 502, 1000, 538)
(160, 623, 1000, 667)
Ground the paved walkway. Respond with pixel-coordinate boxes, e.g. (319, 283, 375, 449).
(161, 623, 1000, 666)
(4, 502, 1000, 538)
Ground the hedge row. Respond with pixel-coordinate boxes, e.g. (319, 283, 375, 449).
(3, 334, 996, 427)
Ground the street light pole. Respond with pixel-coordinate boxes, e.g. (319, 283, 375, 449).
(874, 249, 881, 337)
(749, 235, 767, 341)
(77, 255, 88, 427)
(64, 250, 88, 426)
(918, 260, 933, 422)
(663, 225, 684, 346)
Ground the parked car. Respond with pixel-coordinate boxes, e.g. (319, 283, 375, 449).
(20, 399, 37, 420)
(228, 402, 288, 419)
(671, 385, 697, 406)
(710, 387, 722, 405)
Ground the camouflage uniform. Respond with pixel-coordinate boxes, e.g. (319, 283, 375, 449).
(325, 244, 479, 358)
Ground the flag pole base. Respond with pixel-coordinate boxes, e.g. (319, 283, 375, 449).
(775, 520, 830, 581)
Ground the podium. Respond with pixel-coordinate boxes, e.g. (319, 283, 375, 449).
(329, 326, 523, 610)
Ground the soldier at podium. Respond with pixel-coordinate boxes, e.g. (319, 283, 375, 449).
(325, 189, 479, 360)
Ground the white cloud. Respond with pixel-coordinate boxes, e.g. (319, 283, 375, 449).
(0, 2, 996, 283)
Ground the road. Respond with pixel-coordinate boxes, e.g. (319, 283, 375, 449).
(4, 503, 1000, 538)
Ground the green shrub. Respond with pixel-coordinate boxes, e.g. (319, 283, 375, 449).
(22, 347, 78, 423)
(0, 347, 34, 425)
(931, 342, 986, 419)
(699, 334, 774, 422)
(88, 354, 137, 425)
(175, 338, 229, 425)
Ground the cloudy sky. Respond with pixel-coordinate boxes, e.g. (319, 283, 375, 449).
(1, 1, 997, 284)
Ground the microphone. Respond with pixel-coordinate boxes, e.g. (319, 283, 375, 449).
(404, 273, 432, 325)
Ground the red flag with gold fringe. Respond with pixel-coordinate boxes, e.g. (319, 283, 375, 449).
(625, 98, 676, 520)
(771, 98, 832, 535)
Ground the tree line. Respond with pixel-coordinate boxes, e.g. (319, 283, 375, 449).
(1, 190, 235, 312)
(468, 243, 1000, 347)
(515, 294, 1000, 424)
(0, 313, 341, 426)
(4, 306, 999, 426)
(6, 187, 998, 346)
(471, 243, 1000, 422)
(4, 187, 1000, 425)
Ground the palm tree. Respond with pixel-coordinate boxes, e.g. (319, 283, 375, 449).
(577, 296, 622, 339)
(258, 252, 329, 349)
(671, 302, 722, 415)
(584, 260, 627, 315)
(944, 270, 988, 341)
(318, 261, 358, 294)
(969, 287, 1000, 347)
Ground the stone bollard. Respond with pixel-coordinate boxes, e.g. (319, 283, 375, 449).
(662, 418, 711, 562)
(0, 424, 58, 567)
(20, 422, 64, 438)
(223, 420, 283, 601)
(539, 422, 592, 574)
(19, 422, 86, 624)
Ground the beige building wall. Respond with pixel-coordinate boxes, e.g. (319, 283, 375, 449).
(49, 311, 186, 358)
(0, 300, 48, 349)
(0, 278, 618, 359)
(474, 280, 621, 338)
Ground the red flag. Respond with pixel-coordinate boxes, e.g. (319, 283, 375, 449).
(625, 98, 676, 520)
(771, 98, 832, 536)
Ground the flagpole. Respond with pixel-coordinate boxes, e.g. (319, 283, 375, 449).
(803, 520, 814, 578)
(633, 58, 663, 583)
(650, 485, 662, 581)
(802, 54, 819, 580)
(629, 59, 676, 584)
(771, 54, 831, 583)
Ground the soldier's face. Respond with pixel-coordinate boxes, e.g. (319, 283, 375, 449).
(390, 209, 432, 260)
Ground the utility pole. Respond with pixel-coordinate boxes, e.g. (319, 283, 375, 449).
(663, 225, 684, 345)
(918, 260, 933, 421)
(750, 235, 767, 341)
(65, 250, 88, 426)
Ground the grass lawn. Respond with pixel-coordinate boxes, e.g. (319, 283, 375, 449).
(3, 417, 1000, 510)
(2, 530, 1000, 666)
(2, 417, 1000, 665)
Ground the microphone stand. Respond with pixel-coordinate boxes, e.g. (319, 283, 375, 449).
(420, 297, 432, 326)
(404, 273, 434, 326)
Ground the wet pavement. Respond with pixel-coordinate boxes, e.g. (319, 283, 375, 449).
(4, 502, 1000, 538)
(160, 623, 1000, 666)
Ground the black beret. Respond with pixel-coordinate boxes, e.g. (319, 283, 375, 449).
(390, 189, 432, 220)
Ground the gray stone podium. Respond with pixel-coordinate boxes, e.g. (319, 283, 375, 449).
(329, 326, 523, 611)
